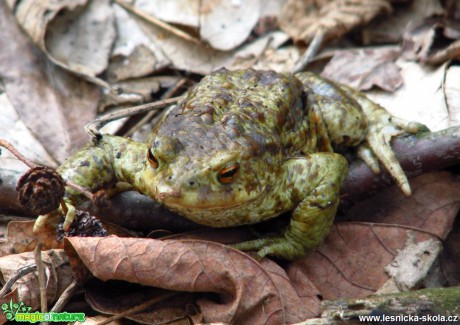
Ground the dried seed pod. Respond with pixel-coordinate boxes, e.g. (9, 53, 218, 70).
(16, 166, 65, 215)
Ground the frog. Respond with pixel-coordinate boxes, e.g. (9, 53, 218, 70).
(33, 68, 426, 260)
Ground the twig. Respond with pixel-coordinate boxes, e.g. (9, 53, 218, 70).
(95, 291, 179, 325)
(50, 281, 82, 313)
(0, 265, 36, 299)
(34, 243, 48, 319)
(85, 96, 181, 139)
(1, 139, 94, 202)
(124, 78, 189, 137)
(292, 29, 325, 74)
(425, 39, 460, 65)
(0, 139, 38, 168)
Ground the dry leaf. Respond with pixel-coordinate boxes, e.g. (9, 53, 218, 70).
(402, 16, 460, 65)
(441, 214, 460, 286)
(0, 289, 19, 324)
(111, 3, 292, 78)
(0, 2, 99, 164)
(0, 221, 61, 257)
(279, 0, 392, 45)
(199, 0, 261, 51)
(361, 0, 444, 44)
(289, 172, 460, 300)
(64, 236, 320, 323)
(110, 4, 169, 81)
(45, 0, 115, 76)
(321, 47, 403, 91)
(365, 60, 448, 131)
(85, 284, 200, 324)
(6, 0, 115, 86)
(0, 249, 72, 310)
(130, 0, 261, 51)
(384, 235, 442, 290)
(289, 225, 443, 300)
(344, 172, 460, 239)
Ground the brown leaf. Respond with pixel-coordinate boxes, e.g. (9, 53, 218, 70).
(321, 47, 403, 91)
(0, 2, 99, 164)
(289, 224, 441, 300)
(360, 0, 444, 45)
(0, 249, 72, 310)
(0, 289, 19, 324)
(441, 215, 460, 286)
(279, 0, 392, 46)
(288, 172, 460, 300)
(0, 221, 61, 257)
(343, 172, 460, 239)
(6, 0, 115, 85)
(64, 236, 320, 323)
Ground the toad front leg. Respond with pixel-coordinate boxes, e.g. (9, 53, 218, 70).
(234, 153, 348, 260)
(33, 135, 147, 232)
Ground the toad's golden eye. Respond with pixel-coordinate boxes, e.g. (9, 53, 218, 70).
(147, 148, 159, 168)
(218, 163, 239, 184)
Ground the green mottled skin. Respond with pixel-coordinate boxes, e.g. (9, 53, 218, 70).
(35, 69, 425, 260)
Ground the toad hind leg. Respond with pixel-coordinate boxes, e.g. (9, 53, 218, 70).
(341, 86, 429, 196)
(234, 153, 347, 260)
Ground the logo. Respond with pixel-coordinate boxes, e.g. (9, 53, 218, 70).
(2, 300, 85, 323)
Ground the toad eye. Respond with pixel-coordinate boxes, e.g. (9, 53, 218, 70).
(218, 163, 239, 184)
(147, 148, 159, 168)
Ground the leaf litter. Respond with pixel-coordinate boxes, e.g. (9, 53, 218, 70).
(0, 0, 459, 323)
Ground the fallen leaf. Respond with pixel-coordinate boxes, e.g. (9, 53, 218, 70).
(402, 16, 460, 64)
(45, 0, 115, 77)
(360, 0, 444, 45)
(0, 221, 61, 257)
(85, 283, 200, 324)
(289, 224, 442, 300)
(0, 249, 72, 310)
(321, 46, 403, 91)
(289, 172, 460, 300)
(384, 235, 442, 290)
(64, 236, 320, 323)
(130, 0, 261, 51)
(344, 172, 460, 239)
(199, 0, 261, 51)
(365, 60, 448, 131)
(6, 0, 115, 87)
(279, 0, 392, 46)
(440, 211, 460, 286)
(0, 2, 99, 164)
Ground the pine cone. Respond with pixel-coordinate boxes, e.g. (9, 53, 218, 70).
(16, 166, 65, 215)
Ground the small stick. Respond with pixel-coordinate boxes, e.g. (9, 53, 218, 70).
(292, 29, 325, 74)
(124, 78, 189, 137)
(85, 96, 181, 139)
(50, 281, 82, 313)
(95, 291, 179, 325)
(0, 265, 37, 299)
(34, 243, 48, 319)
(0, 139, 38, 169)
